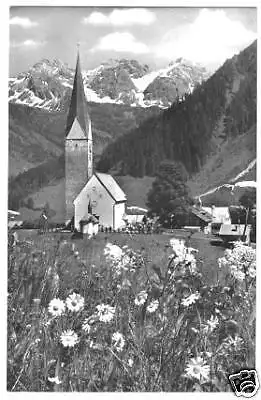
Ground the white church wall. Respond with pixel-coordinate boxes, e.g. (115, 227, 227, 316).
(113, 202, 126, 230)
(74, 175, 114, 230)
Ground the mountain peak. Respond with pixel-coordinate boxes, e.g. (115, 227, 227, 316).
(9, 55, 211, 110)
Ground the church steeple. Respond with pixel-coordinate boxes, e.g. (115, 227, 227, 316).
(66, 49, 91, 139)
(65, 48, 93, 224)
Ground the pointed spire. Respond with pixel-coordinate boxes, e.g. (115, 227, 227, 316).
(66, 47, 91, 137)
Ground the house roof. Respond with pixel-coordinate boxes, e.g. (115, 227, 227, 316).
(219, 224, 251, 236)
(202, 207, 231, 223)
(65, 51, 91, 139)
(191, 207, 212, 223)
(95, 173, 126, 202)
(126, 206, 148, 215)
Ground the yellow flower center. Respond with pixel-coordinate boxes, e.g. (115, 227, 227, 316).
(193, 366, 201, 374)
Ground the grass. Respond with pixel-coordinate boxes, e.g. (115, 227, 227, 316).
(8, 230, 256, 392)
(16, 230, 225, 286)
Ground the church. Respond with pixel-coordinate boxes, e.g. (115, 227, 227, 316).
(65, 51, 127, 232)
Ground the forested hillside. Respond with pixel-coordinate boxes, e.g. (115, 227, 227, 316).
(9, 101, 160, 177)
(97, 41, 256, 177)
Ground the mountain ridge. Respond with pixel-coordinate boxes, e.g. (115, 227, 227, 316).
(9, 57, 210, 110)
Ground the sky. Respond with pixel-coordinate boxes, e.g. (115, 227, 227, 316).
(9, 6, 257, 76)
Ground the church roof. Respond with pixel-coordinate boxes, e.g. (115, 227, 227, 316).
(95, 173, 126, 202)
(65, 51, 91, 138)
(74, 172, 127, 204)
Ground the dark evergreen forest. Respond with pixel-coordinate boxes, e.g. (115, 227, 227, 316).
(97, 41, 256, 178)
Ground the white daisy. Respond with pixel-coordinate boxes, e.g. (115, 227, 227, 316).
(207, 315, 219, 330)
(203, 315, 219, 333)
(147, 299, 159, 313)
(134, 290, 148, 306)
(60, 329, 79, 348)
(227, 335, 244, 350)
(48, 298, 66, 317)
(181, 292, 200, 307)
(112, 332, 125, 352)
(96, 304, 115, 323)
(65, 292, 84, 312)
(48, 376, 62, 385)
(184, 356, 210, 382)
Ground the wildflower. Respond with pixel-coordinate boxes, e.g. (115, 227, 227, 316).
(48, 298, 66, 317)
(128, 358, 134, 367)
(112, 332, 125, 352)
(226, 334, 244, 350)
(104, 243, 123, 261)
(48, 376, 62, 385)
(66, 292, 84, 312)
(181, 292, 200, 307)
(82, 319, 91, 333)
(218, 243, 256, 281)
(60, 329, 79, 348)
(184, 251, 194, 262)
(170, 238, 186, 259)
(81, 271, 89, 280)
(248, 263, 256, 278)
(134, 290, 148, 306)
(203, 315, 219, 332)
(184, 356, 210, 382)
(230, 266, 245, 281)
(96, 304, 115, 323)
(147, 299, 159, 313)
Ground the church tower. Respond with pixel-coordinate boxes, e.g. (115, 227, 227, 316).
(65, 50, 93, 223)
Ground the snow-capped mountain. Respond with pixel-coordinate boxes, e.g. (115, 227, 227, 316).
(9, 57, 211, 111)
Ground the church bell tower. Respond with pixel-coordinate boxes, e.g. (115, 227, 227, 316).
(65, 49, 93, 224)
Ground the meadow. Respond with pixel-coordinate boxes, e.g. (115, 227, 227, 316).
(7, 230, 256, 392)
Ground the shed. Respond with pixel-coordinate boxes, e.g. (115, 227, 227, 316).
(124, 206, 148, 224)
(79, 214, 99, 237)
(218, 224, 251, 244)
